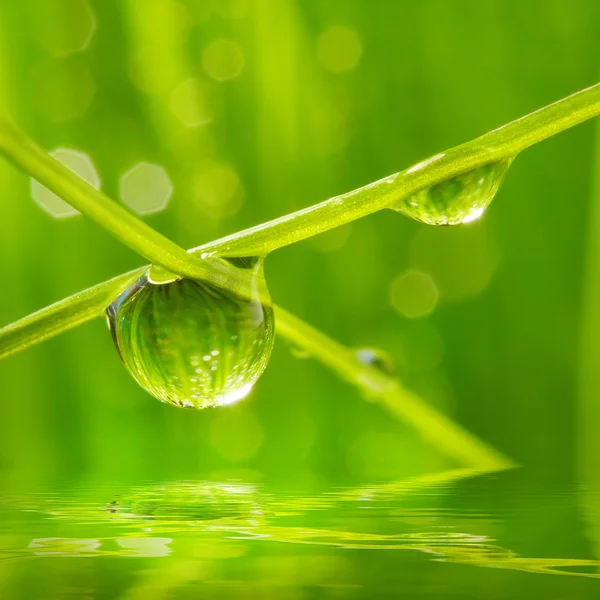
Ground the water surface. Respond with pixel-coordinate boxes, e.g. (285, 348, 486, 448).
(2, 469, 600, 599)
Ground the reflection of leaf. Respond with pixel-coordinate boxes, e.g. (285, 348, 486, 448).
(5, 471, 600, 582)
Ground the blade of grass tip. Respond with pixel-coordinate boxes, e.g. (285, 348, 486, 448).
(276, 307, 515, 471)
(339, 467, 501, 501)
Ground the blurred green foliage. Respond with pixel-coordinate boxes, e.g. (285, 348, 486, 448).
(0, 0, 598, 490)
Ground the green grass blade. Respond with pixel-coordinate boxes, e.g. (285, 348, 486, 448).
(0, 272, 138, 360)
(194, 82, 600, 258)
(276, 307, 514, 470)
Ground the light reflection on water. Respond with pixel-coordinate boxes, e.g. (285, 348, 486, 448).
(2, 469, 600, 598)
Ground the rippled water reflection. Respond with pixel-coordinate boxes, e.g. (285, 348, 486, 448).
(2, 468, 600, 598)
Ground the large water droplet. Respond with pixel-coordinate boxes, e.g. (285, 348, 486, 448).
(106, 257, 274, 409)
(392, 159, 512, 225)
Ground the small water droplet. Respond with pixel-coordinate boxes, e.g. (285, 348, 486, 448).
(392, 159, 513, 226)
(355, 347, 396, 376)
(106, 257, 274, 409)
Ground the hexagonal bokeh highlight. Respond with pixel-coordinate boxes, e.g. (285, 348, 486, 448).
(39, 0, 97, 57)
(317, 26, 363, 73)
(31, 148, 101, 218)
(193, 162, 244, 219)
(170, 78, 213, 127)
(202, 39, 245, 82)
(120, 162, 173, 215)
(389, 270, 439, 319)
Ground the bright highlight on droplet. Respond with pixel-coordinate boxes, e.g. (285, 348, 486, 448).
(392, 159, 513, 226)
(106, 258, 274, 410)
(31, 148, 100, 218)
(203, 39, 245, 82)
(317, 26, 363, 73)
(390, 270, 439, 319)
(461, 206, 485, 224)
(120, 162, 173, 215)
(355, 347, 396, 376)
(219, 383, 254, 406)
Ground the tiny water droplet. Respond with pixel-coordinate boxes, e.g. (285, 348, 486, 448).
(392, 159, 512, 226)
(106, 257, 274, 409)
(355, 347, 396, 376)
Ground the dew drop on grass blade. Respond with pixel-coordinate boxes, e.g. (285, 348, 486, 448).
(392, 159, 513, 225)
(106, 257, 275, 409)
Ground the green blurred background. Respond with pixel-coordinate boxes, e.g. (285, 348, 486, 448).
(0, 0, 599, 490)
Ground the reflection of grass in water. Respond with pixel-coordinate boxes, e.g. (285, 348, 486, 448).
(106, 481, 263, 522)
(4, 471, 600, 582)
